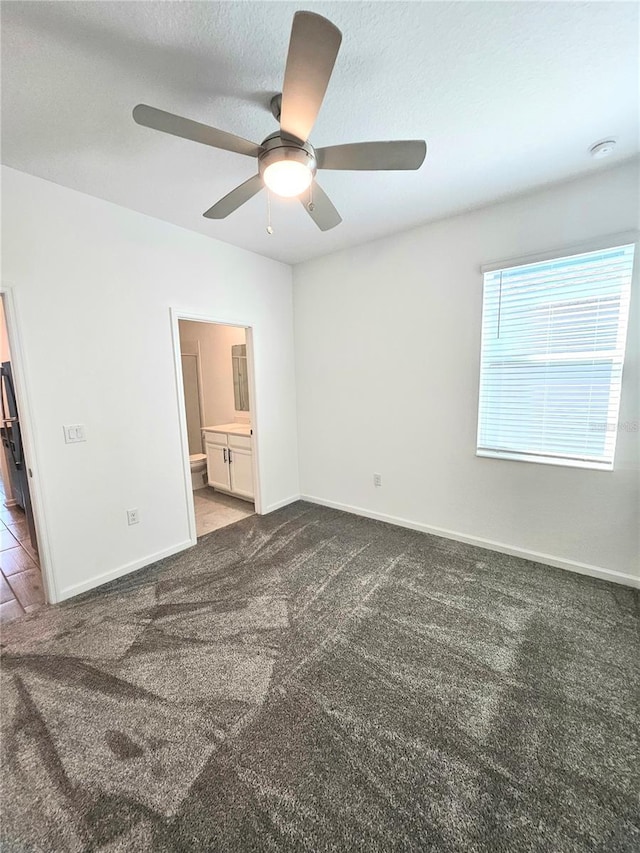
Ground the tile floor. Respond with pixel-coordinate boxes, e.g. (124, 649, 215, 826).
(193, 487, 255, 537)
(0, 483, 45, 626)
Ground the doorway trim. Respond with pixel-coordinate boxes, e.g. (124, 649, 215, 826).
(0, 284, 58, 603)
(169, 309, 262, 545)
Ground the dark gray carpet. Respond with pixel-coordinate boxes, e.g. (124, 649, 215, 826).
(1, 501, 638, 852)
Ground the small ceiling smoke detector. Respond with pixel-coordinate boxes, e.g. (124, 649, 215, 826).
(589, 140, 617, 159)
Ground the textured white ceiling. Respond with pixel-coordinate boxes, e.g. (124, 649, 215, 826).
(1, 1, 638, 264)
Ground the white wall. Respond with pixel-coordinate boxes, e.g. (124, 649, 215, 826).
(178, 320, 247, 431)
(294, 160, 640, 585)
(1, 166, 299, 601)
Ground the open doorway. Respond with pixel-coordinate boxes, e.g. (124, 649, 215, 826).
(176, 317, 257, 538)
(0, 295, 46, 623)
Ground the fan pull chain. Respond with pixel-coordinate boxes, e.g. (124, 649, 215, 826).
(307, 183, 315, 212)
(266, 189, 274, 235)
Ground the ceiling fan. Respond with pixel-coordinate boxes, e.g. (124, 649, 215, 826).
(133, 11, 427, 231)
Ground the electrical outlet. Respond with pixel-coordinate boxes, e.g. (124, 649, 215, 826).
(126, 508, 139, 526)
(373, 473, 382, 487)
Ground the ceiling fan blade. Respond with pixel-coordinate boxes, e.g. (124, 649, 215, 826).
(301, 181, 342, 231)
(203, 175, 263, 219)
(316, 140, 427, 171)
(280, 12, 342, 143)
(133, 104, 261, 158)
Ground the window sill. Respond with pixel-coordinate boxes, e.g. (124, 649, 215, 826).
(476, 449, 613, 471)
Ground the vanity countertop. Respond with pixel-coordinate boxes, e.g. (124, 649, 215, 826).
(202, 423, 252, 437)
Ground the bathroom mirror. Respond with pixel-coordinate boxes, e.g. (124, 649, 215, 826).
(232, 344, 250, 412)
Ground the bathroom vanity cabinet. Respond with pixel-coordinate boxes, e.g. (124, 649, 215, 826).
(202, 424, 254, 501)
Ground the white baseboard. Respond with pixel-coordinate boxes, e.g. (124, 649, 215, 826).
(57, 539, 195, 601)
(261, 494, 301, 514)
(300, 495, 639, 589)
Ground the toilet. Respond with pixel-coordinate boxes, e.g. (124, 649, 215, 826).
(189, 453, 207, 491)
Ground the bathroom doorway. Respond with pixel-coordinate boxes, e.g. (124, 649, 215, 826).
(173, 314, 258, 540)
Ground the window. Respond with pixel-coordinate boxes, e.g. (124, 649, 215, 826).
(477, 243, 635, 470)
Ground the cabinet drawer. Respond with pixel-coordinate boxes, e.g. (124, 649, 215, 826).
(203, 430, 228, 447)
(228, 433, 251, 450)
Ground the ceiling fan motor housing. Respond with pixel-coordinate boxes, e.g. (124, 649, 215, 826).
(258, 133, 317, 180)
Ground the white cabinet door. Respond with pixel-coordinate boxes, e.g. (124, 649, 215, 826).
(206, 443, 231, 490)
(229, 447, 254, 499)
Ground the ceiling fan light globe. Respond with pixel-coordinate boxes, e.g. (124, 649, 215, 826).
(263, 160, 313, 198)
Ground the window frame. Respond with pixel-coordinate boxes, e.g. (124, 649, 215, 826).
(476, 233, 638, 472)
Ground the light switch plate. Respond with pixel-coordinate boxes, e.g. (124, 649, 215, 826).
(63, 424, 86, 443)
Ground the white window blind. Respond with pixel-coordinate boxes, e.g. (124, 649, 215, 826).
(477, 243, 635, 470)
